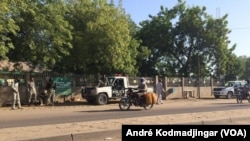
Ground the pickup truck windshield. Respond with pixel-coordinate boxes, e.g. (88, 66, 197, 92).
(223, 81, 246, 88)
(107, 78, 115, 86)
(224, 82, 234, 87)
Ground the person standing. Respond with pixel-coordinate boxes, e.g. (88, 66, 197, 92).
(27, 77, 38, 105)
(46, 77, 56, 105)
(11, 78, 22, 110)
(156, 79, 165, 104)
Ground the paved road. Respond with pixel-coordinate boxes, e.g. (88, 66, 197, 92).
(1, 98, 250, 129)
(2, 98, 250, 141)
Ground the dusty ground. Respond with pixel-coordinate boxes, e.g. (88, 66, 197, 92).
(1, 98, 250, 141)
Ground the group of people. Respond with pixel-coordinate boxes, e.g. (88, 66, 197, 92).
(38, 77, 56, 106)
(11, 77, 56, 110)
(137, 77, 165, 105)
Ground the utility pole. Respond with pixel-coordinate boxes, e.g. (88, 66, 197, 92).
(197, 33, 200, 99)
(216, 7, 220, 19)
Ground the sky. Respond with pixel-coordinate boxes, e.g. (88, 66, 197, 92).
(114, 0, 250, 57)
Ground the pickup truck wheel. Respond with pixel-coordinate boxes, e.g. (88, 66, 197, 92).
(227, 92, 233, 99)
(95, 93, 108, 105)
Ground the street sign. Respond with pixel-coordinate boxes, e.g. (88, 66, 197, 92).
(53, 77, 72, 96)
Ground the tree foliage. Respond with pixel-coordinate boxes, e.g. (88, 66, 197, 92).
(0, 0, 19, 60)
(6, 0, 73, 69)
(57, 0, 141, 75)
(0, 0, 248, 79)
(137, 0, 238, 78)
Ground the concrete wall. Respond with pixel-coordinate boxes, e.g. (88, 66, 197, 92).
(165, 86, 214, 99)
(0, 85, 215, 106)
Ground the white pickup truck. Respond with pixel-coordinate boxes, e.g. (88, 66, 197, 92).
(81, 76, 153, 105)
(212, 80, 246, 99)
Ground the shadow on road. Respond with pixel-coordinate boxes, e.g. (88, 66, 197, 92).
(84, 108, 143, 112)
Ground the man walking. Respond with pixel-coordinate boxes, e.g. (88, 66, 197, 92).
(156, 79, 165, 104)
(46, 77, 56, 105)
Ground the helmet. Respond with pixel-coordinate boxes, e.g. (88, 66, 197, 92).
(140, 77, 145, 83)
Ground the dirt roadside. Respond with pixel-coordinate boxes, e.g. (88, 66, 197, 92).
(1, 98, 250, 141)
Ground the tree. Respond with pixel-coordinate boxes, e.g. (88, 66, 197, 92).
(59, 0, 141, 75)
(6, 0, 73, 69)
(137, 0, 235, 78)
(239, 56, 250, 80)
(224, 53, 244, 81)
(137, 5, 176, 76)
(0, 0, 20, 60)
(245, 57, 250, 80)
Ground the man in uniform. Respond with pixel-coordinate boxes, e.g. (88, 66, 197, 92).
(27, 77, 38, 105)
(11, 78, 22, 110)
(46, 77, 56, 105)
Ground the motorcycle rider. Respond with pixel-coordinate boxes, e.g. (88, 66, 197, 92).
(137, 77, 147, 97)
(243, 79, 250, 95)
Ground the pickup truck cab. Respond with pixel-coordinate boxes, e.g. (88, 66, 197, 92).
(81, 76, 154, 105)
(82, 76, 133, 105)
(212, 80, 247, 99)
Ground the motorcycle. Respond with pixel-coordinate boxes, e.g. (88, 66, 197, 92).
(119, 87, 154, 111)
(235, 87, 250, 104)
